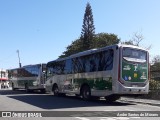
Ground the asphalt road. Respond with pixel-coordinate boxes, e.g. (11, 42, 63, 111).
(0, 89, 160, 120)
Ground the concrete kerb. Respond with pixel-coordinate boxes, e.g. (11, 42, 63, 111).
(120, 97, 160, 106)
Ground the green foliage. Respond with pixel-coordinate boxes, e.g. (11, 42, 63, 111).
(91, 33, 120, 48)
(151, 62, 160, 71)
(121, 40, 134, 45)
(59, 33, 120, 58)
(121, 32, 143, 46)
(59, 39, 82, 58)
(59, 3, 120, 58)
(151, 55, 160, 72)
(149, 79, 160, 90)
(150, 55, 160, 84)
(80, 2, 95, 51)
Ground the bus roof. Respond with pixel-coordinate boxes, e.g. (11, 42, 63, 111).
(47, 44, 148, 65)
(8, 63, 46, 70)
(23, 63, 46, 67)
(119, 44, 148, 51)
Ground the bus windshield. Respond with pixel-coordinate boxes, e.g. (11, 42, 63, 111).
(123, 47, 147, 62)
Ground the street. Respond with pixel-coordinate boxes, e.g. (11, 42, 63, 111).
(0, 89, 160, 120)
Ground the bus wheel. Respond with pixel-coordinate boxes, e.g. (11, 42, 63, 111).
(52, 84, 59, 96)
(105, 95, 120, 102)
(12, 83, 16, 91)
(25, 84, 30, 93)
(81, 85, 91, 100)
(40, 89, 46, 94)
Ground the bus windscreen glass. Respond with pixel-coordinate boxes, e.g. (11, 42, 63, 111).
(122, 47, 148, 82)
(123, 48, 147, 62)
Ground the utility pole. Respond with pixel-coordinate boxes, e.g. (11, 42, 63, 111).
(16, 50, 22, 68)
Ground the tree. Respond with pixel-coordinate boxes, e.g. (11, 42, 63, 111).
(152, 55, 160, 65)
(121, 31, 151, 50)
(121, 32, 143, 46)
(59, 39, 81, 58)
(59, 3, 120, 58)
(80, 2, 95, 51)
(151, 55, 160, 72)
(121, 40, 134, 45)
(59, 33, 120, 58)
(59, 2, 95, 58)
(92, 33, 120, 48)
(131, 32, 144, 46)
(150, 55, 160, 80)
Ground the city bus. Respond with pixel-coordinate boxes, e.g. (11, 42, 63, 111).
(45, 44, 149, 101)
(8, 64, 46, 93)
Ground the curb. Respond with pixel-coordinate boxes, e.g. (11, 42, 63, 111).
(120, 97, 160, 106)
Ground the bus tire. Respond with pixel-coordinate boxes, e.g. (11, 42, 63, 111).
(59, 93, 66, 96)
(81, 85, 91, 100)
(25, 84, 30, 93)
(105, 95, 120, 102)
(52, 84, 59, 96)
(12, 83, 16, 91)
(40, 89, 46, 94)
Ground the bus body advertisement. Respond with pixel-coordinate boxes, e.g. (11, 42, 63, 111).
(45, 44, 149, 101)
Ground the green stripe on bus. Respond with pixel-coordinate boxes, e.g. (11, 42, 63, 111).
(74, 77, 112, 90)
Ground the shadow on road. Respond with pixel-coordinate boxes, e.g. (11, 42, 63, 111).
(0, 89, 43, 95)
(1, 90, 135, 110)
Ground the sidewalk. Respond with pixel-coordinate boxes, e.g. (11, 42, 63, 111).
(120, 97, 160, 106)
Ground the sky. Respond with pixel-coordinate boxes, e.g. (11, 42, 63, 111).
(0, 0, 160, 69)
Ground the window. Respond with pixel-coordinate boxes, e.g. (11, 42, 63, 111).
(46, 49, 114, 75)
(47, 61, 66, 75)
(46, 67, 54, 78)
(64, 59, 72, 74)
(123, 48, 147, 62)
(23, 65, 40, 77)
(72, 49, 114, 73)
(54, 61, 65, 74)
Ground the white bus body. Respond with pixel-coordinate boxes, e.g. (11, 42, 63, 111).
(45, 44, 149, 101)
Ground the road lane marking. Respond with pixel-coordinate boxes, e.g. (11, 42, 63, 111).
(75, 117, 90, 120)
(74, 117, 141, 120)
(100, 117, 129, 120)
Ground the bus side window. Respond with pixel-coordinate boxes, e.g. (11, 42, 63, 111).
(46, 67, 53, 78)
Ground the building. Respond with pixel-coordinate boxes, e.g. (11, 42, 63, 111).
(0, 69, 9, 89)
